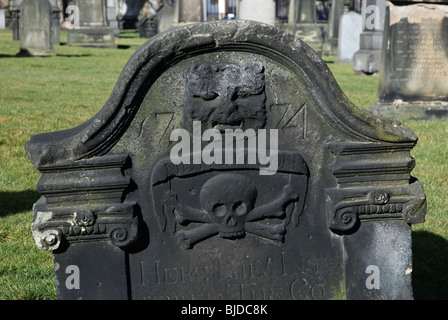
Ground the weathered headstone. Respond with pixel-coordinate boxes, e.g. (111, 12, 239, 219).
(174, 0, 203, 25)
(26, 20, 426, 300)
(11, 0, 23, 41)
(368, 1, 448, 120)
(67, 0, 116, 49)
(10, 0, 60, 44)
(353, 0, 386, 74)
(118, 0, 145, 29)
(286, 0, 325, 55)
(327, 0, 345, 54)
(238, 0, 276, 26)
(157, 4, 174, 33)
(18, 0, 54, 56)
(0, 9, 5, 29)
(337, 11, 363, 63)
(106, 0, 120, 37)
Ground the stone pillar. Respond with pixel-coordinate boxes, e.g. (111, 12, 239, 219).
(238, 0, 276, 26)
(67, 0, 117, 49)
(368, 1, 448, 121)
(327, 0, 345, 54)
(286, 0, 325, 55)
(107, 0, 120, 37)
(19, 0, 54, 56)
(49, 0, 60, 45)
(10, 0, 21, 41)
(353, 0, 386, 74)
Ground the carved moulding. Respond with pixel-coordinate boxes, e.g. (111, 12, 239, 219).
(30, 154, 139, 251)
(326, 141, 426, 233)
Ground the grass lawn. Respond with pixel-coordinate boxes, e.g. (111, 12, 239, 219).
(1, 28, 447, 300)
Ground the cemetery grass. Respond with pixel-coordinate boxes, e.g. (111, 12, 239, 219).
(0, 31, 447, 300)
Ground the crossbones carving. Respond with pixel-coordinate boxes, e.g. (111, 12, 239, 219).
(165, 173, 300, 249)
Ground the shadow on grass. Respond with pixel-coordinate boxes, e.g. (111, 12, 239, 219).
(412, 230, 448, 300)
(0, 53, 93, 58)
(0, 190, 40, 217)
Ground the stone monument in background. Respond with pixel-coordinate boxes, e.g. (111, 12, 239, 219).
(369, 1, 448, 120)
(173, 0, 203, 27)
(157, 4, 174, 33)
(353, 0, 386, 74)
(26, 20, 426, 300)
(67, 0, 116, 48)
(286, 0, 325, 55)
(0, 9, 5, 30)
(11, 0, 60, 44)
(337, 11, 363, 63)
(327, 0, 345, 55)
(238, 0, 276, 26)
(18, 0, 54, 56)
(107, 0, 120, 37)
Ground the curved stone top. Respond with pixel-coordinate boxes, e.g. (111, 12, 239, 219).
(25, 20, 417, 168)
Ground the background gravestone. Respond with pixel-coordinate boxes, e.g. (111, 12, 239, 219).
(18, 0, 54, 56)
(157, 4, 174, 33)
(10, 0, 21, 41)
(368, 1, 448, 120)
(238, 0, 276, 26)
(67, 0, 116, 49)
(26, 20, 426, 300)
(353, 0, 386, 74)
(0, 9, 5, 29)
(10, 0, 60, 45)
(286, 0, 325, 55)
(327, 0, 345, 55)
(106, 0, 120, 37)
(337, 11, 363, 64)
(173, 0, 203, 26)
(0, 9, 5, 30)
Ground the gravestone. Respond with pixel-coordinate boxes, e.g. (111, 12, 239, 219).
(286, 0, 325, 55)
(368, 2, 448, 120)
(353, 0, 386, 74)
(10, 0, 21, 40)
(10, 0, 60, 44)
(337, 11, 363, 63)
(117, 0, 145, 29)
(175, 0, 203, 25)
(238, 0, 276, 26)
(26, 20, 426, 300)
(327, 0, 345, 54)
(106, 0, 120, 37)
(0, 9, 5, 29)
(18, 0, 54, 56)
(157, 4, 174, 33)
(67, 0, 116, 49)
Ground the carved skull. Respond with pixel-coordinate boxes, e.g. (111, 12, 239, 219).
(200, 173, 257, 239)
